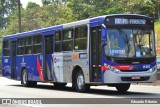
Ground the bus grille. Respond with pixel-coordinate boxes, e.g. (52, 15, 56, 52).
(115, 58, 155, 64)
(120, 70, 146, 72)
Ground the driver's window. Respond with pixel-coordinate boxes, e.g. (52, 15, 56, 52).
(108, 30, 119, 49)
(110, 36, 118, 48)
(107, 29, 128, 57)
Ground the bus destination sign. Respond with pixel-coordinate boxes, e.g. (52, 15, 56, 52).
(115, 18, 146, 25)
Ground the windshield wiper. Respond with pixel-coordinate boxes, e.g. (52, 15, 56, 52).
(118, 29, 130, 56)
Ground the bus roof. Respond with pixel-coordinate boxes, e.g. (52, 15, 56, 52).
(2, 14, 153, 40)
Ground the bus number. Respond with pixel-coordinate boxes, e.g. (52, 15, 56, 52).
(143, 65, 150, 69)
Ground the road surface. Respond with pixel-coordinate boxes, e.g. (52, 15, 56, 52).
(0, 77, 160, 107)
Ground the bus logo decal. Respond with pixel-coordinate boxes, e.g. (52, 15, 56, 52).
(129, 66, 134, 70)
(4, 59, 8, 63)
(22, 57, 24, 63)
(21, 57, 26, 66)
(85, 60, 89, 66)
(72, 54, 78, 60)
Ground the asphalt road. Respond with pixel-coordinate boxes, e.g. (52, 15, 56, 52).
(0, 77, 160, 107)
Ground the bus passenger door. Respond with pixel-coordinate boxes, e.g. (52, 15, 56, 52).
(90, 27, 102, 82)
(43, 33, 54, 81)
(10, 40, 17, 79)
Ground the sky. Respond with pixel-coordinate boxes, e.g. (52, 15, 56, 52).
(21, 0, 42, 8)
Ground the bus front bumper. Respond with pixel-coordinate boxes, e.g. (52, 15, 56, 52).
(103, 70, 157, 84)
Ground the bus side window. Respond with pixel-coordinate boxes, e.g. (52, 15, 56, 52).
(55, 31, 62, 52)
(33, 34, 42, 54)
(18, 38, 25, 55)
(74, 25, 87, 50)
(25, 36, 33, 54)
(3, 40, 10, 56)
(62, 29, 73, 51)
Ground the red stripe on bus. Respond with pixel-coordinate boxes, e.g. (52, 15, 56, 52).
(101, 66, 109, 70)
(36, 57, 44, 81)
(114, 65, 130, 70)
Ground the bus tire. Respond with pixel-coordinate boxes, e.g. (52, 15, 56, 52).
(74, 70, 90, 92)
(54, 83, 67, 88)
(115, 83, 130, 93)
(21, 69, 37, 87)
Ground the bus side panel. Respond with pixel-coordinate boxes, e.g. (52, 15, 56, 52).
(62, 52, 90, 83)
(16, 56, 24, 80)
(2, 57, 11, 78)
(15, 55, 43, 82)
(33, 55, 43, 81)
(63, 53, 72, 83)
(25, 55, 34, 80)
(45, 54, 55, 81)
(25, 55, 43, 81)
(71, 52, 90, 83)
(53, 53, 64, 82)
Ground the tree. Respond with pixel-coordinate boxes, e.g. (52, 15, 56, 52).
(67, 0, 98, 20)
(41, 0, 52, 5)
(0, 0, 18, 29)
(67, 0, 124, 20)
(150, 0, 160, 20)
(0, 1, 76, 36)
(42, 0, 67, 5)
(26, 2, 40, 9)
(0, 3, 5, 29)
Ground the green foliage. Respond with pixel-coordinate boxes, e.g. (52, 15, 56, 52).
(0, 2, 76, 37)
(26, 2, 40, 9)
(41, 0, 52, 5)
(67, 0, 122, 20)
(0, 0, 18, 29)
(0, 3, 4, 28)
(151, 0, 160, 20)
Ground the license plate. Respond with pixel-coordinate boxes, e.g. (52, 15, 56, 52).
(132, 76, 141, 80)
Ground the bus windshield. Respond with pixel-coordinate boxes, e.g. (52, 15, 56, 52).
(104, 28, 156, 57)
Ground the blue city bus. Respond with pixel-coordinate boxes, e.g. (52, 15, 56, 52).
(2, 14, 157, 92)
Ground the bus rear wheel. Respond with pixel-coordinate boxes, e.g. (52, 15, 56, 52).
(115, 83, 130, 93)
(21, 69, 37, 87)
(74, 70, 90, 92)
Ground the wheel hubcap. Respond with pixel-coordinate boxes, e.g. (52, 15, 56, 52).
(77, 74, 84, 89)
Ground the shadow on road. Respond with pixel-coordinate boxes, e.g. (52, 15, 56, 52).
(8, 84, 160, 98)
(89, 88, 160, 98)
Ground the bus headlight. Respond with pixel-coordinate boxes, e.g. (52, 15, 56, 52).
(108, 65, 121, 73)
(147, 66, 157, 73)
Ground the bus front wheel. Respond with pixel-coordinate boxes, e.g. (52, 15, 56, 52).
(115, 83, 130, 93)
(21, 69, 37, 87)
(74, 70, 90, 92)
